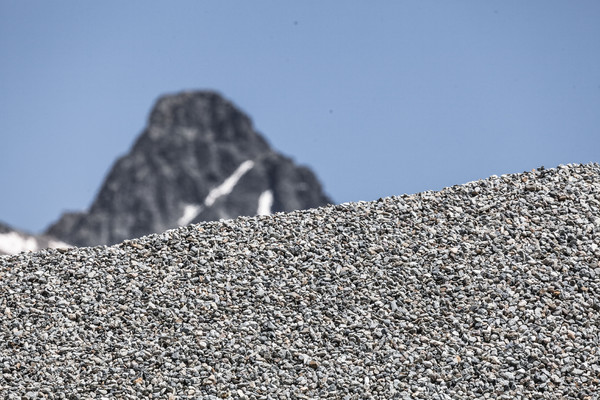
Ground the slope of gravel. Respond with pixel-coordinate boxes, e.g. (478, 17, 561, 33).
(1, 163, 600, 399)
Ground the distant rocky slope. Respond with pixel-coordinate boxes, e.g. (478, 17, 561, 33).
(0, 221, 70, 256)
(1, 163, 599, 398)
(45, 91, 331, 247)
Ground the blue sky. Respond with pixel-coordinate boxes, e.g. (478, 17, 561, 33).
(1, 1, 599, 234)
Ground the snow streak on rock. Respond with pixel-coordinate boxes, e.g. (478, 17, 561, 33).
(177, 204, 203, 226)
(204, 160, 255, 207)
(257, 190, 274, 216)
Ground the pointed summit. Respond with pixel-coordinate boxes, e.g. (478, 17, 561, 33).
(46, 91, 331, 246)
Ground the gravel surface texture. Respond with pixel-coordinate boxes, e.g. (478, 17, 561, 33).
(1, 163, 600, 399)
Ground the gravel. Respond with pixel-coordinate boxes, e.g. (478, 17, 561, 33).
(1, 163, 600, 399)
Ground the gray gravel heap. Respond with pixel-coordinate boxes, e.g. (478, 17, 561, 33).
(2, 163, 600, 399)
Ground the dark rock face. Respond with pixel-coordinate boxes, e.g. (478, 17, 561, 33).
(46, 91, 331, 247)
(0, 222, 11, 235)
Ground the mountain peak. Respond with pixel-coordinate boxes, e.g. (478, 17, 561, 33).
(45, 91, 331, 247)
(147, 91, 255, 139)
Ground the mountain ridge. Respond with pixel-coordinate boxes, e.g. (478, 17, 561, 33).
(0, 221, 70, 256)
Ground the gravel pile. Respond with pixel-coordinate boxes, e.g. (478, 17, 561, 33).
(1, 163, 600, 399)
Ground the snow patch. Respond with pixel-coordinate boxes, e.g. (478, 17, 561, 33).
(257, 190, 273, 216)
(0, 232, 39, 254)
(177, 160, 256, 226)
(204, 160, 255, 207)
(48, 240, 72, 249)
(178, 204, 203, 226)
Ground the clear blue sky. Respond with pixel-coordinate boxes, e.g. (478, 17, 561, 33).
(1, 1, 599, 234)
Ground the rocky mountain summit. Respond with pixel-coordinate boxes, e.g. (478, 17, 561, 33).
(45, 91, 331, 247)
(1, 163, 599, 398)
